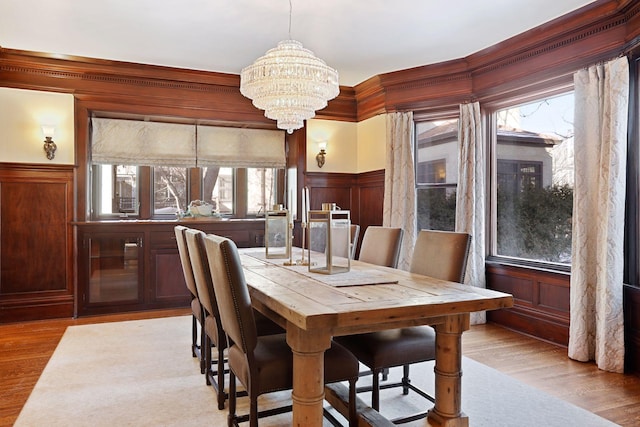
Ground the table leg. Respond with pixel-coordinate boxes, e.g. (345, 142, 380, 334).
(286, 324, 332, 427)
(427, 313, 470, 427)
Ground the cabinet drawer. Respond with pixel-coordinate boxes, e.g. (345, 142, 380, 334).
(213, 230, 250, 246)
(149, 231, 178, 247)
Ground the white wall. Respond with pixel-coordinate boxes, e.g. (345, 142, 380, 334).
(0, 87, 75, 165)
(306, 119, 358, 173)
(306, 114, 386, 174)
(356, 114, 386, 173)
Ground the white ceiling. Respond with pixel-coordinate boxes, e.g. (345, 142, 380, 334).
(0, 0, 597, 86)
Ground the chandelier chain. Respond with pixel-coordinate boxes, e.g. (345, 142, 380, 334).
(239, 0, 339, 133)
(288, 0, 292, 39)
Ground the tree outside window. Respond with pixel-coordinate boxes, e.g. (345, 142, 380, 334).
(494, 92, 574, 264)
(415, 119, 459, 232)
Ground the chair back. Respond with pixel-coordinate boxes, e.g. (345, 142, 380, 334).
(358, 226, 403, 268)
(410, 230, 471, 283)
(204, 234, 258, 356)
(174, 226, 198, 299)
(184, 229, 219, 320)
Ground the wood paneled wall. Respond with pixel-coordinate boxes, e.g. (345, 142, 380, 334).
(486, 263, 570, 346)
(302, 170, 385, 257)
(0, 164, 74, 322)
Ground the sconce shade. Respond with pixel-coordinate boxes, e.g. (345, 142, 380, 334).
(41, 125, 55, 138)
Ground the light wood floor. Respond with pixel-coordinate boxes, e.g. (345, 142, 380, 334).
(1, 309, 639, 427)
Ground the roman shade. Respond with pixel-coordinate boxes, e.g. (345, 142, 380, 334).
(91, 118, 197, 167)
(196, 125, 285, 168)
(91, 118, 286, 169)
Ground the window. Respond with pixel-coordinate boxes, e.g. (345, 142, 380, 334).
(90, 118, 286, 220)
(202, 166, 234, 215)
(92, 165, 283, 219)
(415, 118, 459, 231)
(93, 164, 139, 217)
(153, 166, 188, 216)
(497, 160, 542, 195)
(246, 168, 277, 215)
(492, 92, 574, 265)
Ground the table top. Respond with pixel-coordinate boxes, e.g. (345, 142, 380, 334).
(239, 248, 514, 336)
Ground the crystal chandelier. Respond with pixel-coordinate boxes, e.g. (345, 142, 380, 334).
(239, 2, 339, 134)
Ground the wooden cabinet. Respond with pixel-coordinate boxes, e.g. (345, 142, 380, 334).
(76, 220, 265, 316)
(81, 233, 144, 312)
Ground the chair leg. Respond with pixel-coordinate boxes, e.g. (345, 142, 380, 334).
(372, 368, 381, 411)
(382, 367, 389, 381)
(228, 371, 237, 427)
(402, 364, 410, 395)
(348, 378, 357, 427)
(199, 320, 206, 374)
(191, 315, 198, 358)
(250, 387, 258, 427)
(205, 335, 212, 386)
(217, 347, 226, 410)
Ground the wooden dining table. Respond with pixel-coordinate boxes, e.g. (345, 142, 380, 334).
(239, 248, 514, 427)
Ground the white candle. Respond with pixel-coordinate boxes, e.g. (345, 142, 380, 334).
(305, 187, 310, 221)
(289, 189, 294, 224)
(301, 188, 306, 223)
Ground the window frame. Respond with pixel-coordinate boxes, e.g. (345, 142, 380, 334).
(414, 112, 460, 232)
(485, 87, 575, 273)
(91, 165, 285, 221)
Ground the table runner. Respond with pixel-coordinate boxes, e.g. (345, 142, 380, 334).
(241, 248, 399, 287)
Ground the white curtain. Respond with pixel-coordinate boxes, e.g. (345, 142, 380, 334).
(383, 112, 415, 270)
(456, 102, 486, 325)
(569, 56, 629, 373)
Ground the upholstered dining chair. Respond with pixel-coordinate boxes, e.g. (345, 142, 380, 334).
(185, 228, 283, 410)
(203, 233, 360, 427)
(174, 225, 205, 374)
(336, 229, 471, 424)
(357, 226, 403, 268)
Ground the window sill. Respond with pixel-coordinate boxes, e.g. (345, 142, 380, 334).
(485, 255, 571, 275)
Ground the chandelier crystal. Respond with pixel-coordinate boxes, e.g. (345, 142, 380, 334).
(240, 39, 339, 134)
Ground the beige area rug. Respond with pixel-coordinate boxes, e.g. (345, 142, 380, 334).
(15, 316, 619, 427)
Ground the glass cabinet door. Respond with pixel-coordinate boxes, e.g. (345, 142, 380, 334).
(87, 234, 143, 304)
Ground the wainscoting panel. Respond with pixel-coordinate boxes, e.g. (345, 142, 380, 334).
(0, 164, 74, 322)
(486, 262, 570, 346)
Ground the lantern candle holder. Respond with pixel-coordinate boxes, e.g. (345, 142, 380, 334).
(265, 205, 290, 259)
(308, 208, 351, 274)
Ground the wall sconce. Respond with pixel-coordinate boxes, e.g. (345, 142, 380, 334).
(42, 125, 57, 160)
(316, 141, 327, 168)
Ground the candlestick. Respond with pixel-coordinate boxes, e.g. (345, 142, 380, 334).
(296, 221, 309, 266)
(283, 222, 296, 266)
